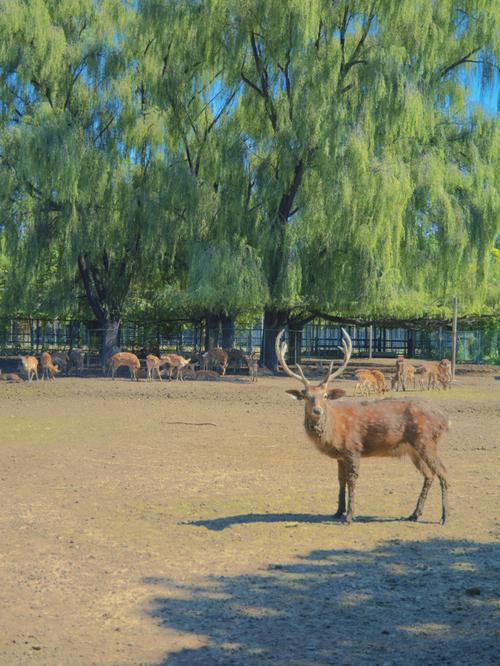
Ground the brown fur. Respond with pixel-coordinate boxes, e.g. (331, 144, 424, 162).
(109, 352, 141, 381)
(278, 331, 449, 524)
(203, 348, 229, 375)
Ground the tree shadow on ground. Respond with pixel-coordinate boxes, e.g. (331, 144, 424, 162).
(144, 538, 499, 665)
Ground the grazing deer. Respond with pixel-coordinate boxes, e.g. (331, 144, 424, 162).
(203, 348, 229, 375)
(370, 369, 387, 394)
(414, 359, 452, 391)
(163, 354, 192, 381)
(392, 355, 416, 391)
(20, 355, 39, 381)
(41, 351, 60, 380)
(146, 354, 170, 381)
(276, 329, 450, 524)
(244, 353, 259, 382)
(354, 369, 379, 397)
(109, 352, 141, 381)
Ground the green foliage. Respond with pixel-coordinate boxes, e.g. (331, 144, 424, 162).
(0, 0, 498, 332)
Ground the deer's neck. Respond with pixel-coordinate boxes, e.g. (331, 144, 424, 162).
(304, 410, 329, 441)
(304, 409, 343, 458)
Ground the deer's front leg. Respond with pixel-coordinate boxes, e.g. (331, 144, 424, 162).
(334, 459, 347, 518)
(344, 454, 361, 524)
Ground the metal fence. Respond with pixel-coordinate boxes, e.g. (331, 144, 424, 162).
(0, 317, 498, 364)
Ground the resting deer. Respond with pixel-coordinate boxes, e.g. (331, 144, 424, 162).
(20, 355, 39, 381)
(109, 352, 141, 381)
(41, 352, 60, 380)
(0, 371, 22, 382)
(276, 329, 450, 524)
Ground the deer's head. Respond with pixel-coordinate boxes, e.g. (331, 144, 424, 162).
(276, 328, 352, 421)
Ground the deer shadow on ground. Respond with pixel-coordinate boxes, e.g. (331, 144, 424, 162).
(144, 538, 499, 665)
(181, 512, 432, 531)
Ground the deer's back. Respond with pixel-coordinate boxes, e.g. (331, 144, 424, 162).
(326, 398, 449, 457)
(112, 352, 140, 367)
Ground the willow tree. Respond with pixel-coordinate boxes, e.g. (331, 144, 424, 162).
(0, 0, 192, 361)
(165, 0, 499, 369)
(135, 2, 270, 348)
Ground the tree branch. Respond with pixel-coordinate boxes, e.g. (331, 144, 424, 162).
(440, 48, 481, 77)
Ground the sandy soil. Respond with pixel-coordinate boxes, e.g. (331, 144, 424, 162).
(0, 365, 499, 665)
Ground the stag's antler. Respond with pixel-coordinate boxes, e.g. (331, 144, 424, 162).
(319, 328, 352, 389)
(275, 329, 309, 387)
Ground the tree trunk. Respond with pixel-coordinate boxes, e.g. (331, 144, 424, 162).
(261, 309, 289, 372)
(101, 318, 121, 371)
(220, 314, 235, 349)
(205, 313, 221, 350)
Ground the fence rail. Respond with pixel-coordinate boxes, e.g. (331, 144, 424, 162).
(0, 317, 498, 364)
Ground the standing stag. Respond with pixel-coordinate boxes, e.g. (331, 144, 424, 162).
(276, 329, 450, 524)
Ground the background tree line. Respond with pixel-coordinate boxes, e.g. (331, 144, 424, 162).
(0, 0, 498, 368)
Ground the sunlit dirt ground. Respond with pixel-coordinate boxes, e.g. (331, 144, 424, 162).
(1, 364, 499, 665)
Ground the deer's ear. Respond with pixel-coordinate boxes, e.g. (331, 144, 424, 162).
(286, 389, 305, 400)
(326, 388, 346, 400)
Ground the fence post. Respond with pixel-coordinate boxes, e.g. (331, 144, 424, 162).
(368, 325, 373, 359)
(451, 296, 458, 378)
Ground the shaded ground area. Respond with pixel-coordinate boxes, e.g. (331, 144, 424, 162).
(0, 368, 498, 665)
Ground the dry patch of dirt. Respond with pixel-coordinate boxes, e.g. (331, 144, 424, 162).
(0, 370, 498, 665)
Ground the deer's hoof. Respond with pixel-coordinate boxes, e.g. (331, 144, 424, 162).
(333, 511, 345, 520)
(407, 513, 419, 522)
(340, 515, 353, 525)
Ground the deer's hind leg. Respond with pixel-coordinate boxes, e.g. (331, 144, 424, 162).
(407, 450, 434, 521)
(409, 444, 449, 524)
